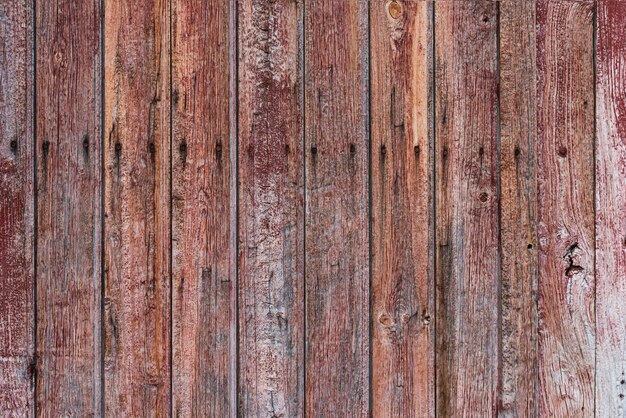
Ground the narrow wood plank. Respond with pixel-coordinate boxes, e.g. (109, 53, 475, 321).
(171, 0, 233, 415)
(498, 1, 538, 416)
(434, 1, 499, 415)
(0, 0, 34, 414)
(535, 1, 595, 416)
(596, 1, 626, 415)
(104, 0, 170, 415)
(35, 0, 102, 414)
(238, 0, 304, 417)
(370, 1, 434, 416)
(304, 0, 369, 415)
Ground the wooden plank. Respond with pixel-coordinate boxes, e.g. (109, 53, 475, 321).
(434, 1, 499, 415)
(535, 1, 595, 416)
(35, 0, 102, 414)
(498, 1, 538, 416)
(596, 1, 626, 415)
(0, 0, 34, 414)
(171, 0, 234, 416)
(370, 1, 433, 416)
(304, 0, 369, 415)
(238, 0, 304, 417)
(103, 0, 170, 415)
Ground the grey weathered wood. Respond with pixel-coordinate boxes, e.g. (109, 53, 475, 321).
(0, 0, 34, 414)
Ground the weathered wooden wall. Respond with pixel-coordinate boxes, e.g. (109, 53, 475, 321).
(1, 0, 625, 417)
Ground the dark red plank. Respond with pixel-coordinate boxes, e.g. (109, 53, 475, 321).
(434, 1, 499, 415)
(238, 0, 304, 416)
(536, 1, 595, 415)
(0, 0, 34, 414)
(304, 0, 370, 415)
(596, 1, 626, 415)
(104, 0, 170, 415)
(35, 0, 103, 414)
(370, 1, 434, 416)
(499, 0, 538, 415)
(171, 0, 235, 415)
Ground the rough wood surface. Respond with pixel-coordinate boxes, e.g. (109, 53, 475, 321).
(434, 1, 499, 416)
(536, 1, 595, 416)
(370, 1, 434, 417)
(103, 0, 170, 415)
(171, 0, 233, 416)
(238, 1, 304, 417)
(35, 0, 103, 414)
(0, 0, 34, 415)
(596, 1, 626, 416)
(304, 0, 369, 415)
(498, 1, 538, 416)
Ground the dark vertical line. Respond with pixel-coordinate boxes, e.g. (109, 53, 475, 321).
(495, 2, 503, 414)
(168, 0, 173, 416)
(32, 0, 38, 414)
(229, 0, 239, 415)
(592, 2, 598, 417)
(301, 0, 307, 415)
(365, 0, 372, 416)
(100, 0, 105, 413)
(431, 1, 437, 416)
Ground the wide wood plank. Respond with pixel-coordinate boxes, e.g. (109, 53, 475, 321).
(238, 1, 304, 417)
(35, 0, 102, 414)
(535, 1, 595, 416)
(171, 0, 234, 416)
(596, 1, 626, 415)
(0, 0, 34, 414)
(304, 0, 369, 415)
(104, 0, 170, 415)
(498, 1, 538, 416)
(434, 1, 499, 415)
(370, 1, 434, 416)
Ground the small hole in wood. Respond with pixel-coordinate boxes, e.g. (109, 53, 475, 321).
(558, 146, 567, 157)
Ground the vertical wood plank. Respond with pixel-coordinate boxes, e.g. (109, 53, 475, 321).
(171, 0, 233, 415)
(304, 0, 369, 415)
(535, 1, 595, 416)
(0, 0, 34, 414)
(596, 1, 626, 415)
(498, 1, 538, 416)
(434, 1, 499, 415)
(238, 0, 304, 417)
(370, 1, 434, 416)
(35, 0, 102, 414)
(104, 0, 170, 415)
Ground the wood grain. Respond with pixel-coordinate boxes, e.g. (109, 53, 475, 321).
(35, 0, 102, 414)
(171, 0, 234, 416)
(0, 0, 34, 415)
(304, 0, 369, 415)
(596, 1, 626, 415)
(103, 0, 170, 415)
(498, 1, 538, 416)
(370, 1, 433, 417)
(536, 1, 595, 416)
(238, 1, 304, 417)
(434, 1, 499, 416)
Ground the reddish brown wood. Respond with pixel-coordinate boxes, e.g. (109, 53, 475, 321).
(304, 0, 369, 415)
(434, 1, 499, 415)
(536, 1, 595, 416)
(103, 0, 170, 415)
(0, 0, 34, 415)
(370, 1, 434, 416)
(498, 1, 538, 416)
(171, 0, 234, 416)
(238, 1, 304, 417)
(35, 0, 103, 414)
(596, 1, 626, 415)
